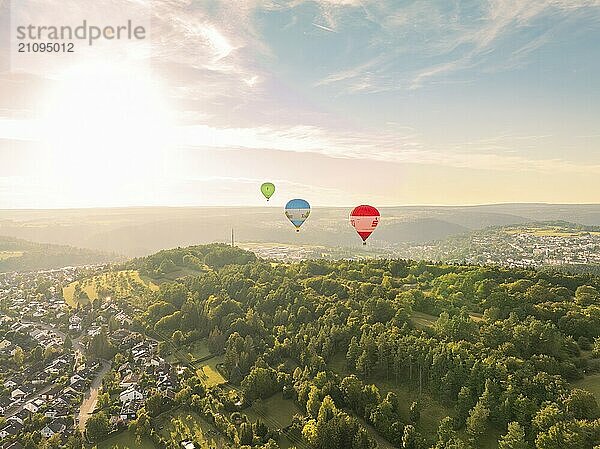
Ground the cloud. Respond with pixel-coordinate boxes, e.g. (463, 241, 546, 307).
(2, 108, 597, 177)
(311, 0, 600, 91)
(168, 121, 600, 176)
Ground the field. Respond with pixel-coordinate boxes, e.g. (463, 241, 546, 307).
(574, 374, 600, 402)
(155, 409, 229, 448)
(150, 265, 206, 282)
(505, 226, 600, 238)
(92, 430, 155, 449)
(242, 393, 305, 449)
(243, 392, 303, 429)
(165, 339, 212, 365)
(0, 251, 23, 260)
(196, 355, 227, 387)
(411, 311, 438, 329)
(63, 270, 159, 307)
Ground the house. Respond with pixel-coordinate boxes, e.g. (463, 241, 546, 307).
(41, 385, 62, 401)
(119, 404, 138, 421)
(71, 378, 87, 393)
(119, 388, 143, 403)
(49, 397, 70, 416)
(0, 396, 12, 415)
(45, 408, 59, 418)
(119, 373, 140, 389)
(11, 413, 26, 426)
(11, 388, 26, 400)
(70, 374, 85, 385)
(0, 420, 23, 439)
(23, 401, 39, 413)
(41, 419, 66, 438)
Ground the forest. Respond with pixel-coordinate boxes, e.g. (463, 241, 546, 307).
(100, 244, 600, 448)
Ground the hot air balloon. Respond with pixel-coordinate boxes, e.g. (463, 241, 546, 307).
(350, 205, 380, 245)
(285, 199, 310, 232)
(261, 182, 275, 201)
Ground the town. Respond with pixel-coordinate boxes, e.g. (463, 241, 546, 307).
(0, 267, 182, 448)
(397, 225, 600, 272)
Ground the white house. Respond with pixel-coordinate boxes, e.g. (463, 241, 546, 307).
(11, 388, 26, 400)
(41, 420, 66, 438)
(119, 388, 143, 403)
(23, 401, 39, 413)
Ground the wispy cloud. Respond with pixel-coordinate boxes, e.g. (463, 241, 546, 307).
(169, 121, 600, 176)
(310, 0, 600, 91)
(2, 109, 597, 176)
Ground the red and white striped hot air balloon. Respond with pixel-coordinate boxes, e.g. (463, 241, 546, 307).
(350, 205, 380, 245)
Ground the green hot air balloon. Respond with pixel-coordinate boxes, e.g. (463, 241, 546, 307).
(261, 182, 275, 201)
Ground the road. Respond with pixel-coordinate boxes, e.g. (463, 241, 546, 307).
(77, 360, 111, 430)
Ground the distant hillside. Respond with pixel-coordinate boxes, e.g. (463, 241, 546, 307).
(375, 218, 468, 243)
(0, 235, 121, 272)
(2, 204, 600, 256)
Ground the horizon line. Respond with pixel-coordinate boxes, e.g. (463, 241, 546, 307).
(1, 201, 600, 212)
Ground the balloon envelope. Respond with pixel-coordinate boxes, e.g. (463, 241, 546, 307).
(261, 182, 275, 200)
(350, 205, 380, 243)
(285, 199, 311, 231)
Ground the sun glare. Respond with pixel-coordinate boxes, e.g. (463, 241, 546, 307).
(39, 62, 173, 205)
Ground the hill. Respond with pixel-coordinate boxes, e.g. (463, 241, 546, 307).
(0, 235, 120, 272)
(80, 243, 600, 449)
(63, 243, 257, 307)
(375, 217, 468, 243)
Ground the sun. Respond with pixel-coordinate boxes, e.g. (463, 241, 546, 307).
(39, 61, 173, 206)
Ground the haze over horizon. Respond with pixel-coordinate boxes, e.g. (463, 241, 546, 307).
(1, 0, 599, 208)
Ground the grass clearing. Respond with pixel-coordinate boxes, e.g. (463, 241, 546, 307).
(574, 374, 600, 402)
(155, 409, 229, 448)
(166, 339, 212, 365)
(411, 311, 438, 329)
(243, 392, 303, 429)
(375, 378, 454, 440)
(63, 270, 159, 307)
(92, 430, 155, 449)
(150, 266, 206, 282)
(196, 355, 227, 387)
(243, 393, 306, 449)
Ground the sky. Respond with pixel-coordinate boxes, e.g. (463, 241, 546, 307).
(0, 0, 599, 208)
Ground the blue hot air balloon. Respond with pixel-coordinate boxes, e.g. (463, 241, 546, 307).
(285, 199, 311, 232)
